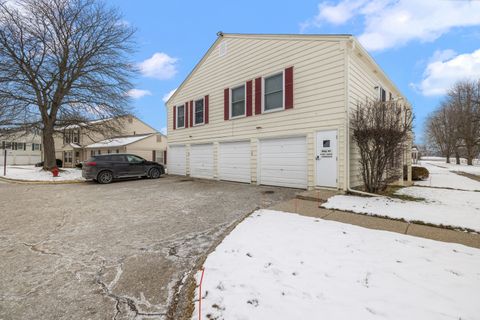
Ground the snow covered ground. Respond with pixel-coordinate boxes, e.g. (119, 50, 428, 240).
(192, 210, 480, 320)
(323, 187, 480, 232)
(2, 165, 84, 182)
(414, 161, 480, 191)
(420, 156, 480, 165)
(421, 160, 480, 176)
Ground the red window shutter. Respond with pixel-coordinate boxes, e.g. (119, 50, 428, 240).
(164, 150, 167, 164)
(173, 106, 176, 130)
(189, 100, 193, 127)
(285, 66, 294, 109)
(185, 102, 189, 128)
(205, 95, 209, 124)
(224, 88, 229, 120)
(255, 77, 262, 115)
(246, 80, 253, 116)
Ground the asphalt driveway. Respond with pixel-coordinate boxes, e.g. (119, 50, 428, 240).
(0, 176, 295, 320)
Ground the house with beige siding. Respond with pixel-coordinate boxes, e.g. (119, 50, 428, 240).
(0, 130, 42, 165)
(55, 115, 167, 167)
(165, 33, 412, 190)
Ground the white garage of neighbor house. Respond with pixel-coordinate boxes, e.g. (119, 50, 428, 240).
(0, 131, 42, 165)
(165, 33, 412, 190)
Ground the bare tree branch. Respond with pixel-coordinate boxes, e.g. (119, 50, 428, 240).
(0, 0, 136, 169)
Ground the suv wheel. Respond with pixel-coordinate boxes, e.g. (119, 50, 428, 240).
(97, 171, 113, 184)
(149, 168, 161, 179)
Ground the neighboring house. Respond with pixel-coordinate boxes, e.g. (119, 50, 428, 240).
(54, 115, 167, 167)
(165, 33, 412, 190)
(85, 134, 166, 164)
(0, 130, 42, 165)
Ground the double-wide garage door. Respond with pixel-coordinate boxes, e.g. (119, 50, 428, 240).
(259, 136, 307, 189)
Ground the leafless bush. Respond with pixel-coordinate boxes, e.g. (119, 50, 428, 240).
(351, 99, 413, 193)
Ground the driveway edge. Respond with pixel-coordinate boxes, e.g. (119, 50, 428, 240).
(166, 207, 261, 320)
(0, 176, 85, 184)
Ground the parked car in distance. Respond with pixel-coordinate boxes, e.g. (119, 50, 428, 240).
(82, 154, 165, 184)
(35, 159, 63, 168)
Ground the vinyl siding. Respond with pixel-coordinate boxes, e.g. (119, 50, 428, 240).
(347, 45, 412, 188)
(167, 35, 348, 189)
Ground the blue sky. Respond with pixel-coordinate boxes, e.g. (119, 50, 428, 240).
(109, 0, 480, 143)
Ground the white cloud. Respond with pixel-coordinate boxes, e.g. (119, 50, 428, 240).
(304, 0, 366, 28)
(160, 126, 167, 135)
(419, 48, 480, 96)
(127, 89, 152, 99)
(162, 88, 177, 103)
(139, 52, 178, 80)
(302, 0, 480, 51)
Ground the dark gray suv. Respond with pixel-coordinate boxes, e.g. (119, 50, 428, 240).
(82, 154, 165, 184)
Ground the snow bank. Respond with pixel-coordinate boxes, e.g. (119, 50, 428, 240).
(192, 210, 480, 320)
(2, 166, 84, 182)
(414, 161, 480, 191)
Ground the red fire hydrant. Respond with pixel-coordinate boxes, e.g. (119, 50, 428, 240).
(51, 167, 59, 177)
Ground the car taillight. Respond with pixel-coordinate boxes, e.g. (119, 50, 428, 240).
(85, 161, 97, 166)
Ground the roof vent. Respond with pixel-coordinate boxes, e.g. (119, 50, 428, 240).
(218, 41, 227, 57)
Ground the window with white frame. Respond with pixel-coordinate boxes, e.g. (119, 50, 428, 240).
(264, 72, 283, 111)
(64, 151, 72, 163)
(176, 104, 185, 128)
(194, 98, 204, 125)
(231, 85, 245, 118)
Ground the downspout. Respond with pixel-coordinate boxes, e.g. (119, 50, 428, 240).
(344, 38, 381, 198)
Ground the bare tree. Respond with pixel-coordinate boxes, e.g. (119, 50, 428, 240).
(425, 103, 459, 163)
(447, 80, 480, 165)
(0, 0, 136, 169)
(351, 99, 413, 193)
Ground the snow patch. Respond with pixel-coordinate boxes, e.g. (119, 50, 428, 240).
(192, 210, 480, 320)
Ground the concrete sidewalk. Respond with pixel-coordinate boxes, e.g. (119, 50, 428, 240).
(272, 198, 480, 249)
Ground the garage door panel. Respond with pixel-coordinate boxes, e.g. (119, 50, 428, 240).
(259, 137, 307, 189)
(219, 141, 251, 183)
(190, 144, 214, 179)
(168, 146, 186, 175)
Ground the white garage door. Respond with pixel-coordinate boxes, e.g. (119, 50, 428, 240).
(218, 141, 251, 183)
(190, 144, 214, 179)
(167, 145, 186, 175)
(259, 136, 307, 189)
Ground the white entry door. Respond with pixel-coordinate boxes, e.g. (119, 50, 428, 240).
(218, 141, 251, 183)
(168, 145, 186, 175)
(259, 136, 307, 189)
(190, 144, 214, 179)
(315, 130, 338, 187)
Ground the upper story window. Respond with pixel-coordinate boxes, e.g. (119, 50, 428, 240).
(194, 98, 205, 125)
(264, 72, 284, 112)
(64, 130, 80, 144)
(176, 104, 185, 128)
(231, 85, 246, 118)
(379, 87, 386, 102)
